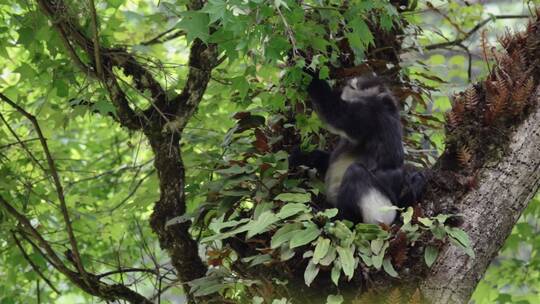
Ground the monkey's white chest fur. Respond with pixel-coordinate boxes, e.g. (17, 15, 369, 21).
(325, 153, 396, 225)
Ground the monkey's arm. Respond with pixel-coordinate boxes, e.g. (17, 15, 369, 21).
(288, 148, 330, 176)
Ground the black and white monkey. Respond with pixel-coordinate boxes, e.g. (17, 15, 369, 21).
(290, 74, 427, 224)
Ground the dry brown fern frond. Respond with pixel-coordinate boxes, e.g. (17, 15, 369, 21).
(511, 77, 535, 115)
(408, 289, 422, 304)
(457, 145, 473, 168)
(446, 98, 465, 129)
(385, 288, 402, 304)
(484, 76, 510, 124)
(498, 29, 515, 50)
(464, 87, 479, 110)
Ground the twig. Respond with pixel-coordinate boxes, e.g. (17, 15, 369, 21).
(1, 196, 153, 303)
(404, 15, 530, 52)
(97, 267, 158, 279)
(89, 0, 104, 79)
(0, 138, 40, 150)
(0, 94, 88, 280)
(276, 5, 298, 57)
(109, 168, 155, 212)
(12, 231, 61, 294)
(456, 43, 473, 82)
(141, 28, 186, 46)
(0, 113, 45, 171)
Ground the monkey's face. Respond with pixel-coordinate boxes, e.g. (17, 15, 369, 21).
(340, 77, 388, 104)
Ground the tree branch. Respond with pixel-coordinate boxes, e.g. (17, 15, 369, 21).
(12, 231, 61, 294)
(0, 93, 87, 280)
(404, 15, 530, 52)
(0, 195, 153, 303)
(35, 0, 162, 130)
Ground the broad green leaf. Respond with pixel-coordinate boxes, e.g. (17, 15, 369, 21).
(313, 237, 331, 264)
(326, 294, 344, 304)
(277, 203, 309, 219)
(402, 207, 414, 225)
(418, 217, 433, 227)
(274, 193, 311, 203)
(202, 0, 227, 23)
(319, 246, 337, 266)
(371, 239, 384, 255)
(290, 225, 321, 248)
(242, 254, 273, 267)
(304, 260, 320, 287)
(331, 260, 342, 286)
(320, 208, 339, 219)
(446, 227, 471, 248)
(176, 12, 210, 42)
(271, 223, 302, 249)
(382, 258, 399, 278)
(336, 246, 355, 280)
(424, 245, 439, 267)
(246, 211, 280, 238)
(372, 253, 384, 270)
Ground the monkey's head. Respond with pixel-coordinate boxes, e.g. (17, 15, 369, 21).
(340, 77, 398, 109)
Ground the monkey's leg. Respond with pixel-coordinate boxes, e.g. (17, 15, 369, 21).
(397, 168, 428, 207)
(337, 164, 397, 224)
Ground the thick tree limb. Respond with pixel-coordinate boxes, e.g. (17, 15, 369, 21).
(420, 91, 540, 303)
(35, 0, 156, 130)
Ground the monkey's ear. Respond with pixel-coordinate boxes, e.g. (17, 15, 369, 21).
(379, 93, 399, 110)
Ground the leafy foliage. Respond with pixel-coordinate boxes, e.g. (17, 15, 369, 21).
(0, 0, 538, 303)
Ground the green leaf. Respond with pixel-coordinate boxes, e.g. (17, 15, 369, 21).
(424, 245, 439, 267)
(372, 252, 383, 270)
(274, 193, 311, 203)
(432, 225, 446, 239)
(273, 0, 289, 10)
(304, 260, 320, 287)
(176, 12, 210, 43)
(242, 254, 273, 267)
(202, 0, 227, 23)
(290, 225, 321, 248)
(435, 213, 452, 224)
(232, 76, 250, 99)
(418, 217, 433, 227)
(319, 246, 337, 266)
(402, 207, 414, 225)
(331, 260, 341, 286)
(382, 258, 399, 278)
(313, 237, 331, 264)
(336, 246, 355, 280)
(349, 17, 374, 49)
(446, 227, 471, 248)
(280, 245, 295, 261)
(320, 208, 339, 219)
(326, 294, 344, 304)
(246, 211, 280, 238)
(371, 239, 384, 255)
(277, 203, 309, 219)
(271, 223, 302, 249)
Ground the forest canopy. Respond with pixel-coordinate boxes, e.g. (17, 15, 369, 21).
(1, 1, 540, 303)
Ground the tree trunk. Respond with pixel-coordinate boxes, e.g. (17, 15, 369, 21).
(146, 132, 207, 290)
(420, 91, 540, 303)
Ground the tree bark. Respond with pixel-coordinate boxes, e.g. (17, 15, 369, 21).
(420, 90, 540, 303)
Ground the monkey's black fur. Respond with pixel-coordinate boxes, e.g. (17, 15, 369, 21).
(290, 74, 426, 224)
